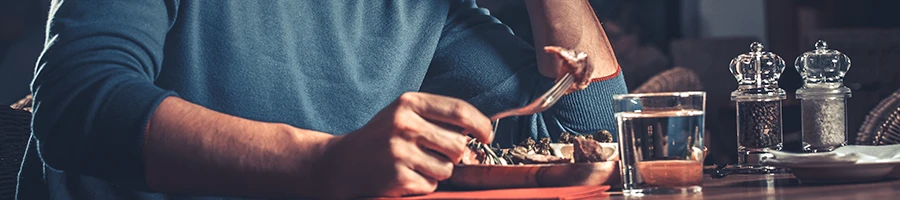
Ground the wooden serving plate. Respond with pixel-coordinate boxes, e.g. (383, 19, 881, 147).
(446, 161, 621, 190)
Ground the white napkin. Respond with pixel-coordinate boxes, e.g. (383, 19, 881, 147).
(761, 144, 900, 166)
(832, 145, 900, 160)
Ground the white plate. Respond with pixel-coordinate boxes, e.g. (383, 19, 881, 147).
(763, 145, 900, 183)
(765, 160, 899, 184)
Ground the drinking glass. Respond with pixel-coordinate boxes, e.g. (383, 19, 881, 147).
(613, 92, 706, 196)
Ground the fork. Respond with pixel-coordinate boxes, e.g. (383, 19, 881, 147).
(464, 48, 582, 165)
(466, 73, 575, 165)
(488, 72, 576, 133)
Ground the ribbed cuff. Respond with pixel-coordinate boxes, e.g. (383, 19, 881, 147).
(590, 65, 622, 83)
(92, 81, 177, 189)
(546, 70, 627, 137)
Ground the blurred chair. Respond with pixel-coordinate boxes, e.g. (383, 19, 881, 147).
(630, 67, 709, 159)
(3, 94, 46, 200)
(631, 67, 703, 93)
(1, 103, 34, 199)
(856, 88, 900, 145)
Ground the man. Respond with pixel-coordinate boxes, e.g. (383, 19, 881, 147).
(28, 0, 626, 199)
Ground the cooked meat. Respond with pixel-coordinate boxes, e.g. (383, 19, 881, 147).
(559, 132, 573, 144)
(594, 130, 614, 143)
(460, 148, 483, 165)
(536, 137, 553, 155)
(574, 134, 586, 141)
(519, 137, 537, 152)
(573, 137, 607, 163)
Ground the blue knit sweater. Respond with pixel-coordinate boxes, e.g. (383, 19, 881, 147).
(29, 0, 627, 199)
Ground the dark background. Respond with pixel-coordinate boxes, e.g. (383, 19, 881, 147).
(3, 0, 900, 165)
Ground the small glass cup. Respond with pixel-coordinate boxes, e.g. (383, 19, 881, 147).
(613, 92, 706, 196)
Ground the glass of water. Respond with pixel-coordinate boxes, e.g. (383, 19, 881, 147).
(613, 92, 706, 196)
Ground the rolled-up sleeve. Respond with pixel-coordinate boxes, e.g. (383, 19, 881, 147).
(31, 0, 179, 188)
(420, 0, 627, 147)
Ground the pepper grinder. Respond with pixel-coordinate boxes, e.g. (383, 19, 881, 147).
(729, 42, 786, 173)
(795, 40, 852, 153)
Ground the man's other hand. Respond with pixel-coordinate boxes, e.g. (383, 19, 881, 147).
(313, 92, 493, 199)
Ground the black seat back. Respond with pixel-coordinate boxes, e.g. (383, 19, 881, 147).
(0, 106, 48, 200)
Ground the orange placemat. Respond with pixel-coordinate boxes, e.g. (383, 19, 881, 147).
(369, 185, 611, 200)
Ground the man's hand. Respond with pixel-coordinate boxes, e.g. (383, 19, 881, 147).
(544, 46, 592, 94)
(313, 92, 493, 199)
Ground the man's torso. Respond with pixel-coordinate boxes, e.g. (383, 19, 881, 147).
(157, 1, 450, 135)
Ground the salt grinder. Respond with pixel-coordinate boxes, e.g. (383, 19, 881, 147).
(729, 42, 786, 173)
(795, 40, 852, 153)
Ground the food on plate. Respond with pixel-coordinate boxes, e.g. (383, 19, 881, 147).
(518, 154, 573, 164)
(519, 137, 537, 152)
(461, 132, 618, 165)
(559, 132, 573, 144)
(462, 138, 507, 165)
(536, 137, 553, 156)
(573, 137, 607, 163)
(559, 130, 614, 144)
(574, 134, 586, 142)
(461, 146, 482, 165)
(573, 137, 605, 162)
(594, 130, 614, 143)
(574, 137, 619, 162)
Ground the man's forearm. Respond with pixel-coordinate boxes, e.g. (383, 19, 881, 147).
(525, 0, 619, 79)
(144, 96, 333, 198)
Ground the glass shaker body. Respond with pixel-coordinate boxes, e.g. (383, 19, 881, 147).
(729, 42, 786, 173)
(732, 94, 785, 171)
(798, 93, 848, 152)
(736, 99, 784, 152)
(795, 40, 852, 153)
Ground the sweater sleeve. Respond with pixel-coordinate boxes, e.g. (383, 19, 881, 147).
(31, 0, 179, 188)
(420, 0, 628, 147)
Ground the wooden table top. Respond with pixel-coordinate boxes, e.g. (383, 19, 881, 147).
(606, 173, 900, 199)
